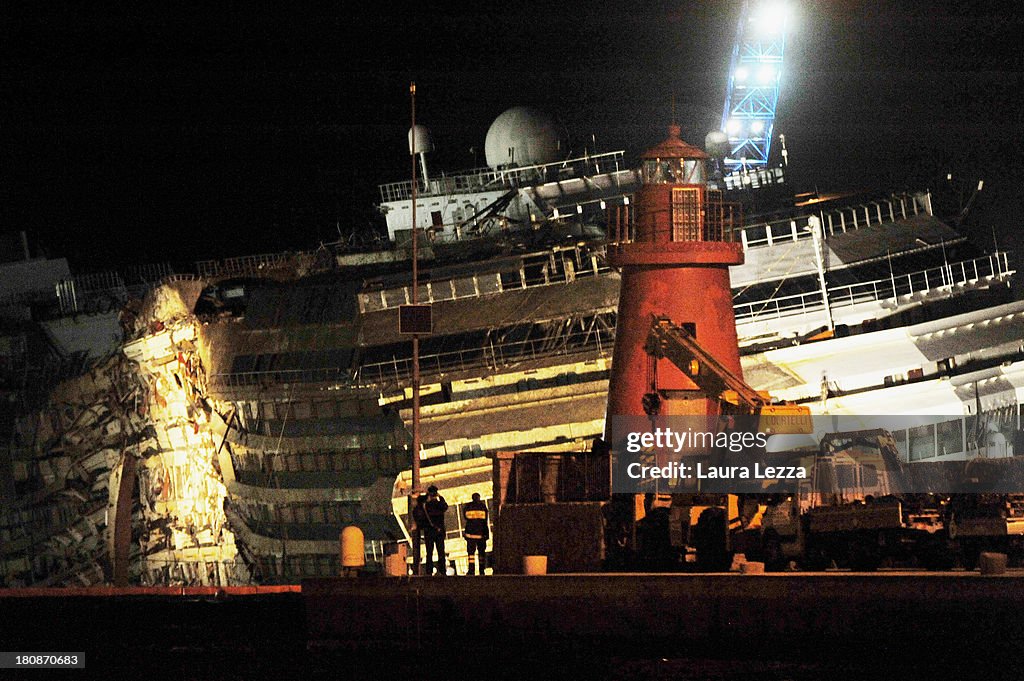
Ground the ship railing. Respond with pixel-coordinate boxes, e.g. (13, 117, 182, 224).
(377, 150, 627, 203)
(738, 191, 932, 250)
(358, 245, 612, 313)
(357, 323, 614, 387)
(735, 251, 1011, 323)
(195, 251, 315, 278)
(51, 266, 184, 315)
(54, 271, 129, 315)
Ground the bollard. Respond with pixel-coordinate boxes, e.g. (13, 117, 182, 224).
(340, 526, 365, 572)
(740, 561, 765, 575)
(522, 555, 547, 575)
(384, 542, 408, 576)
(979, 552, 1007, 575)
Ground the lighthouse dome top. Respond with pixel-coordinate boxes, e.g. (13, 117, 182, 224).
(640, 124, 709, 160)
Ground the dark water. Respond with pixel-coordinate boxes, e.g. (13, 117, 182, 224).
(1, 593, 1019, 681)
(1, 639, 1016, 681)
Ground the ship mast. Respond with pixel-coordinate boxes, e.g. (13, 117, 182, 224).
(410, 81, 421, 492)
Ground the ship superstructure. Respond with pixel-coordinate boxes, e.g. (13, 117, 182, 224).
(378, 106, 639, 245)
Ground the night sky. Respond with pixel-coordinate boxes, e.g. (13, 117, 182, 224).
(2, 2, 1021, 274)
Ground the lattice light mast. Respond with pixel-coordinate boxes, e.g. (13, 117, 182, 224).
(720, 1, 789, 176)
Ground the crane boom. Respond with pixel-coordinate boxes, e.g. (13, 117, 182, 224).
(646, 317, 767, 409)
(645, 316, 811, 431)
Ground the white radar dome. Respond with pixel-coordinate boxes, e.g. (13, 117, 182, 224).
(484, 107, 562, 169)
(408, 125, 433, 155)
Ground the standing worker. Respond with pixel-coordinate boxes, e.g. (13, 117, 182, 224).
(463, 492, 489, 575)
(424, 485, 449, 576)
(410, 492, 429, 575)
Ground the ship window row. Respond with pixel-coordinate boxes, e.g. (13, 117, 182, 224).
(893, 408, 1023, 462)
(226, 349, 354, 385)
(252, 553, 339, 581)
(244, 397, 376, 422)
(452, 367, 611, 403)
(236, 500, 363, 528)
(232, 448, 407, 474)
(359, 313, 616, 385)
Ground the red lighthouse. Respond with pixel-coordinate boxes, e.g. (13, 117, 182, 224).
(605, 125, 743, 424)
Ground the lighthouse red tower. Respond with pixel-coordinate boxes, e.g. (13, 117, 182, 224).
(605, 125, 744, 424)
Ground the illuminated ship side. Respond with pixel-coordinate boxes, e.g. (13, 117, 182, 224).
(2, 171, 1020, 585)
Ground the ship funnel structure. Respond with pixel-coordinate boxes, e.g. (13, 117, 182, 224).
(408, 124, 433, 189)
(605, 125, 744, 425)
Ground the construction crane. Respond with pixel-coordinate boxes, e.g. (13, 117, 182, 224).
(720, 1, 790, 176)
(644, 316, 810, 430)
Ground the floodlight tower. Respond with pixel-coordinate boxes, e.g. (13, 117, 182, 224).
(720, 1, 789, 175)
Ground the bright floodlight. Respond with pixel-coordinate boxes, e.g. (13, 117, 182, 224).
(750, 120, 764, 134)
(754, 1, 789, 35)
(758, 65, 775, 83)
(735, 66, 748, 82)
(726, 118, 742, 135)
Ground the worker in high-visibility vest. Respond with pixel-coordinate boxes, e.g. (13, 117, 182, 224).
(463, 492, 489, 575)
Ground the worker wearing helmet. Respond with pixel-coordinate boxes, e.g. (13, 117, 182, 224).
(463, 492, 489, 575)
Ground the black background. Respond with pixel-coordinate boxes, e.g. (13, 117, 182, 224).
(2, 1, 1021, 275)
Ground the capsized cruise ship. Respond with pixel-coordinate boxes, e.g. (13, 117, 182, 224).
(2, 103, 1022, 585)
